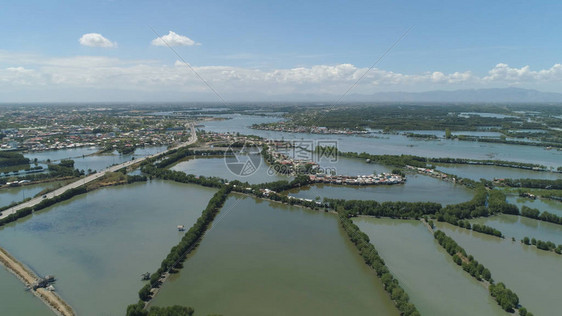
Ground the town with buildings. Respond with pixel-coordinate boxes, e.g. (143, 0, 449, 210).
(251, 122, 368, 135)
(0, 106, 194, 153)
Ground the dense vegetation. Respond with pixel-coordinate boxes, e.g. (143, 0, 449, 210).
(487, 190, 520, 215)
(279, 104, 562, 149)
(339, 151, 427, 168)
(436, 187, 517, 232)
(0, 151, 29, 167)
(48, 159, 84, 177)
(325, 199, 441, 218)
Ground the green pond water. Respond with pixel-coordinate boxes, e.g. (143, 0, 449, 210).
(0, 180, 217, 316)
(286, 173, 474, 205)
(0, 267, 54, 315)
(151, 194, 399, 316)
(469, 214, 562, 245)
(507, 195, 562, 217)
(354, 217, 506, 316)
(435, 222, 562, 316)
(171, 156, 291, 184)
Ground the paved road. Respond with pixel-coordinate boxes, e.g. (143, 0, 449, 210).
(0, 125, 197, 220)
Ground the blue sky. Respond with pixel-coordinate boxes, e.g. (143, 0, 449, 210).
(1, 0, 562, 101)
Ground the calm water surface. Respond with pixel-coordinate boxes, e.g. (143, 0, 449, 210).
(470, 214, 562, 245)
(201, 115, 562, 167)
(151, 194, 399, 316)
(286, 173, 473, 204)
(171, 156, 290, 184)
(435, 222, 562, 316)
(354, 217, 506, 316)
(0, 180, 217, 316)
(507, 195, 562, 217)
(435, 164, 562, 181)
(0, 267, 53, 315)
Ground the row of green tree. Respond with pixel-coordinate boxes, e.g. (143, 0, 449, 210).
(339, 211, 420, 316)
(317, 146, 552, 173)
(521, 236, 562, 254)
(520, 205, 562, 225)
(323, 186, 511, 238)
(456, 220, 503, 238)
(0, 186, 87, 227)
(252, 175, 312, 192)
(141, 166, 225, 189)
(127, 304, 195, 316)
(501, 178, 562, 189)
(433, 231, 530, 314)
(428, 157, 546, 170)
(437, 188, 518, 224)
(135, 187, 231, 304)
(325, 198, 442, 219)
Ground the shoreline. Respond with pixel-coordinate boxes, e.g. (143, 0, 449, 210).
(0, 246, 75, 316)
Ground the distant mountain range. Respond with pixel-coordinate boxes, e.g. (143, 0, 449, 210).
(348, 88, 562, 103)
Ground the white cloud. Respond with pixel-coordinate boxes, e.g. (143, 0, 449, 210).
(483, 63, 562, 83)
(1, 53, 562, 101)
(151, 31, 199, 47)
(79, 33, 117, 48)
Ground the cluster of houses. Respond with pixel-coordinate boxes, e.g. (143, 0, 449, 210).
(252, 123, 368, 135)
(266, 147, 319, 174)
(2, 128, 187, 152)
(407, 165, 453, 181)
(287, 195, 325, 206)
(1, 107, 193, 152)
(198, 132, 263, 148)
(308, 173, 405, 185)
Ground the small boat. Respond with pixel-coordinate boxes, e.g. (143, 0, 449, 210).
(177, 225, 185, 231)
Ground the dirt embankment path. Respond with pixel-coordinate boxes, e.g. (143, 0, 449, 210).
(0, 247, 75, 316)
